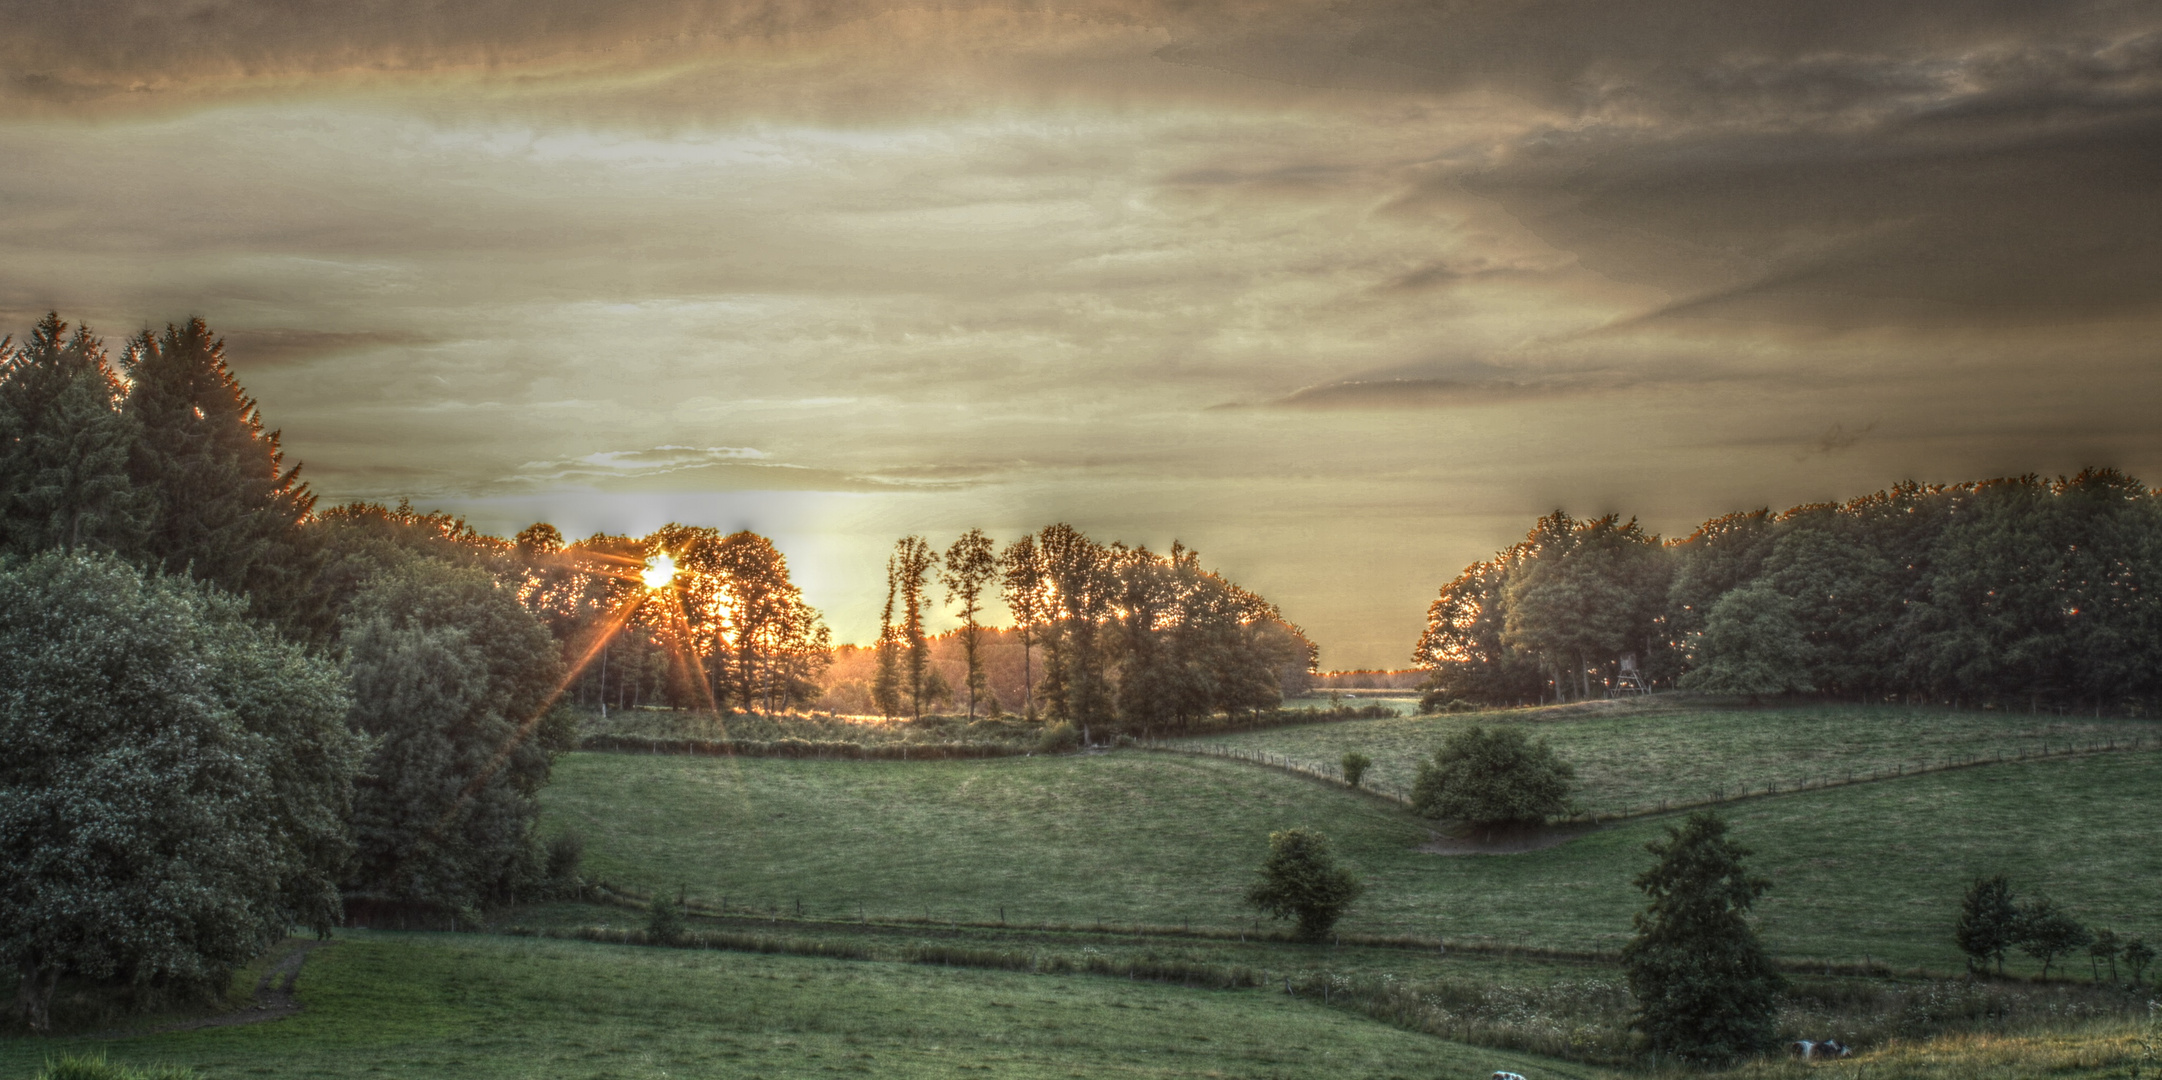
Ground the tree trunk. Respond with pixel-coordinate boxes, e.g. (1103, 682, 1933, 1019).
(14, 964, 57, 1033)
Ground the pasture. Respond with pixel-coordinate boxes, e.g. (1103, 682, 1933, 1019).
(0, 933, 1609, 1080)
(1180, 700, 2157, 815)
(543, 733, 2162, 968)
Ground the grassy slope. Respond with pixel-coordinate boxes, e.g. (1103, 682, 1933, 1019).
(0, 933, 1612, 1080)
(543, 748, 2162, 968)
(1180, 701, 2157, 814)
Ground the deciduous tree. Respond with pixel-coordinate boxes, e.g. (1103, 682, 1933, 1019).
(1622, 813, 1783, 1064)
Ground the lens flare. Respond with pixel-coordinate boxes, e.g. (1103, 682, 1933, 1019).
(641, 552, 678, 590)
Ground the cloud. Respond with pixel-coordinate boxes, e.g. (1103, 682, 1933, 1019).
(218, 328, 439, 366)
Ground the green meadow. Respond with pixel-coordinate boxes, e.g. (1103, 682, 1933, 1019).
(1182, 700, 2157, 814)
(0, 933, 1612, 1080)
(543, 734, 2162, 968)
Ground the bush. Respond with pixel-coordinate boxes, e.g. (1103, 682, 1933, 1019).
(545, 831, 586, 886)
(646, 890, 686, 946)
(0, 553, 362, 1032)
(1245, 828, 1362, 942)
(1037, 721, 1080, 754)
(1621, 812, 1783, 1065)
(1340, 751, 1372, 788)
(1410, 724, 1575, 829)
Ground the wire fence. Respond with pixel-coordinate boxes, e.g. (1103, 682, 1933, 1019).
(1143, 733, 2161, 822)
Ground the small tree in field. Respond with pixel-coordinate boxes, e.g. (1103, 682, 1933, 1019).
(1955, 874, 2019, 976)
(1340, 752, 1372, 789)
(1622, 812, 1783, 1065)
(2123, 936, 2155, 987)
(2091, 928, 2122, 983)
(1246, 828, 1362, 942)
(1411, 724, 1574, 832)
(2014, 896, 2092, 980)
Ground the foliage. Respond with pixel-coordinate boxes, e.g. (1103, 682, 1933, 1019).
(1419, 471, 2162, 714)
(646, 890, 686, 945)
(0, 314, 142, 558)
(1956, 874, 2019, 975)
(1245, 828, 1363, 941)
(1621, 812, 1783, 1064)
(2123, 936, 2154, 985)
(2013, 895, 2093, 979)
(940, 528, 999, 718)
(120, 317, 317, 633)
(1036, 720, 1080, 753)
(1340, 751, 1371, 788)
(0, 552, 360, 1031)
(339, 556, 562, 915)
(1677, 580, 1813, 698)
(1409, 724, 1575, 827)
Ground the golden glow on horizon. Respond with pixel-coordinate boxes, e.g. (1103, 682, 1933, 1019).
(641, 551, 678, 590)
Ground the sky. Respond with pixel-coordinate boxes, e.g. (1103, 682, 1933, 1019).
(3, 0, 2158, 667)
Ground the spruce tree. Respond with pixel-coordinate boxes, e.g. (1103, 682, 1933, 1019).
(1622, 812, 1783, 1064)
(0, 313, 142, 556)
(1955, 874, 2019, 975)
(122, 318, 314, 622)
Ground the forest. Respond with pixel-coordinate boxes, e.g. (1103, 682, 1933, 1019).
(1416, 477, 2162, 713)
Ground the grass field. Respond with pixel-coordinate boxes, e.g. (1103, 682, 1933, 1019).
(543, 745, 2162, 968)
(0, 933, 1612, 1080)
(1179, 700, 2159, 814)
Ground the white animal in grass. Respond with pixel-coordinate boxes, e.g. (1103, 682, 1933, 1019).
(1789, 1038, 1852, 1060)
(1491, 1072, 1528, 1080)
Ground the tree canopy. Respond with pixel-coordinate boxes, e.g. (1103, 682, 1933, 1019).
(0, 552, 360, 1031)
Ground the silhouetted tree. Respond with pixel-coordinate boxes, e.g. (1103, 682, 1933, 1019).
(2014, 896, 2091, 980)
(1000, 533, 1046, 720)
(890, 535, 938, 718)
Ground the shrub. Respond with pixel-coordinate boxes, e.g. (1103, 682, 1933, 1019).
(1340, 751, 1372, 788)
(646, 890, 686, 946)
(544, 831, 586, 886)
(1245, 828, 1362, 942)
(1037, 721, 1080, 754)
(1622, 812, 1783, 1065)
(1410, 724, 1575, 829)
(2122, 936, 2154, 986)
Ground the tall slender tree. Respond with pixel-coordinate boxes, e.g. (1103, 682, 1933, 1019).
(872, 552, 903, 718)
(941, 528, 999, 719)
(890, 535, 939, 718)
(1000, 533, 1046, 720)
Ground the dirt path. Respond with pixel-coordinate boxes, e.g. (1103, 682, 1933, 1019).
(104, 939, 327, 1038)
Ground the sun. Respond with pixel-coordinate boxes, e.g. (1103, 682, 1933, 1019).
(641, 552, 678, 590)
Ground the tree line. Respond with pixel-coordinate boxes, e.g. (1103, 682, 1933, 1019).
(869, 525, 1317, 739)
(1415, 472, 2162, 711)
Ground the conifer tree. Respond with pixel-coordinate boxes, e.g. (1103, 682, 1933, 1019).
(1622, 812, 1783, 1064)
(0, 314, 142, 556)
(122, 318, 315, 624)
(872, 554, 902, 718)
